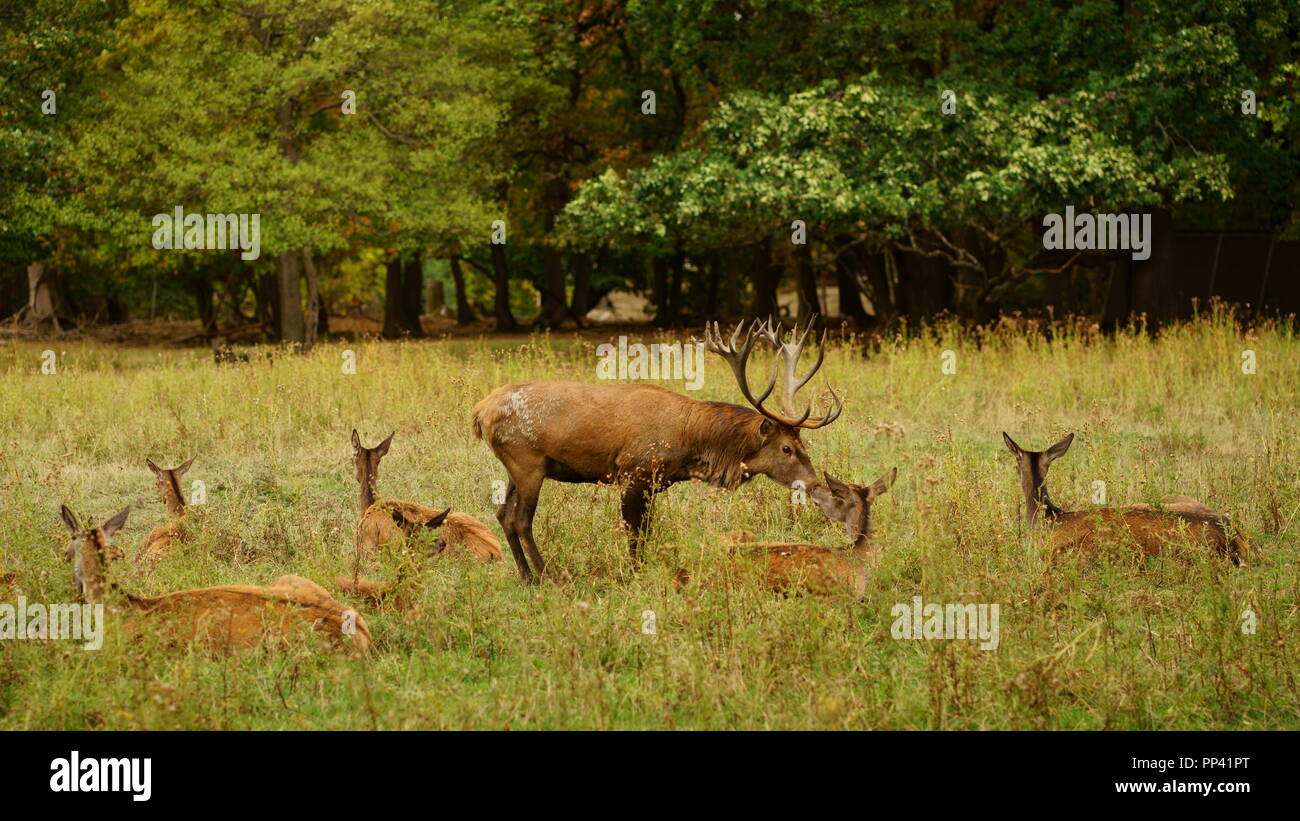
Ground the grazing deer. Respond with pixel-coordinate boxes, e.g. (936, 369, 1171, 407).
(60, 505, 370, 653)
(351, 430, 501, 562)
(1002, 433, 1247, 564)
(138, 457, 194, 563)
(473, 317, 843, 583)
(678, 468, 895, 597)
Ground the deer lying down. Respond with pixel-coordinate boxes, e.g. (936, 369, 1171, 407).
(61, 505, 370, 653)
(1003, 433, 1248, 565)
(679, 468, 896, 598)
(138, 457, 195, 563)
(352, 430, 501, 563)
(338, 508, 452, 607)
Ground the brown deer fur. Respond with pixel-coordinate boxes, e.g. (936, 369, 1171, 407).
(139, 457, 194, 563)
(1002, 432, 1247, 565)
(352, 430, 501, 562)
(61, 505, 371, 653)
(679, 468, 895, 598)
(472, 318, 843, 583)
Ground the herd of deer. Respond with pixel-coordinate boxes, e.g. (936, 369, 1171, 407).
(39, 317, 1247, 657)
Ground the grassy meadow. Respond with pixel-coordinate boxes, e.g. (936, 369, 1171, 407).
(1, 308, 1297, 730)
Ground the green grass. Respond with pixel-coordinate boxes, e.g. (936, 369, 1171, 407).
(1, 306, 1297, 730)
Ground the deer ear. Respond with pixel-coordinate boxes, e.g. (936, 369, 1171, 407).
(60, 505, 81, 537)
(1044, 433, 1074, 463)
(376, 431, 395, 457)
(350, 429, 362, 451)
(758, 419, 774, 437)
(869, 467, 898, 499)
(823, 473, 850, 495)
(176, 456, 196, 476)
(146, 458, 163, 475)
(425, 508, 450, 529)
(1002, 432, 1024, 457)
(101, 506, 130, 539)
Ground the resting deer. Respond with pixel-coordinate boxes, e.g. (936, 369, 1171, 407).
(61, 505, 370, 653)
(473, 316, 843, 583)
(138, 457, 194, 563)
(351, 430, 501, 562)
(678, 468, 895, 597)
(1002, 432, 1247, 564)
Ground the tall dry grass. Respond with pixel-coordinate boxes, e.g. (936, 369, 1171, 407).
(0, 305, 1296, 729)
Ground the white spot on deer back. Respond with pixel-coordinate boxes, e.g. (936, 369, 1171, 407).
(500, 387, 540, 445)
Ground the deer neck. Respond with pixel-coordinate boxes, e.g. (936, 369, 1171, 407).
(358, 476, 378, 515)
(76, 535, 113, 605)
(164, 472, 187, 517)
(849, 505, 877, 558)
(1026, 483, 1064, 526)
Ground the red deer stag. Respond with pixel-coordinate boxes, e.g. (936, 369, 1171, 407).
(138, 457, 195, 563)
(61, 505, 371, 653)
(472, 317, 843, 583)
(1002, 433, 1247, 564)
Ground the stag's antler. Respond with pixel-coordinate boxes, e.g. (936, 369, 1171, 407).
(704, 319, 778, 416)
(756, 315, 843, 429)
(705, 316, 842, 429)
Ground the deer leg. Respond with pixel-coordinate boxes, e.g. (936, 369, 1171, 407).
(496, 481, 533, 583)
(621, 483, 655, 562)
(511, 474, 549, 580)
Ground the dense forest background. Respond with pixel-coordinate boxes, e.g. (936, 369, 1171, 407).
(2, 0, 1297, 343)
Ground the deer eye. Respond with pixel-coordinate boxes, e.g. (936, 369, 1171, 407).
(781, 445, 793, 455)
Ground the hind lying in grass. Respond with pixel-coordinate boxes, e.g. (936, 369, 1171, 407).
(352, 429, 501, 563)
(678, 468, 896, 598)
(137, 456, 195, 563)
(61, 505, 371, 653)
(1002, 432, 1248, 564)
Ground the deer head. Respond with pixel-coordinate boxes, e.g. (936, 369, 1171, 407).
(811, 468, 897, 540)
(146, 457, 195, 516)
(1002, 432, 1074, 525)
(59, 505, 129, 602)
(352, 429, 394, 512)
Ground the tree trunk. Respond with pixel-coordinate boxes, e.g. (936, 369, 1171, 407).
(301, 251, 322, 350)
(668, 244, 685, 325)
(403, 252, 424, 335)
(489, 244, 517, 331)
(723, 249, 741, 318)
(193, 274, 217, 339)
(651, 256, 671, 326)
(704, 252, 721, 317)
(256, 272, 279, 339)
(539, 176, 569, 328)
(20, 262, 73, 331)
(750, 238, 780, 319)
(834, 243, 869, 325)
(449, 255, 474, 324)
(793, 240, 820, 319)
(858, 247, 896, 324)
(277, 251, 306, 344)
(570, 252, 592, 318)
(383, 256, 423, 338)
